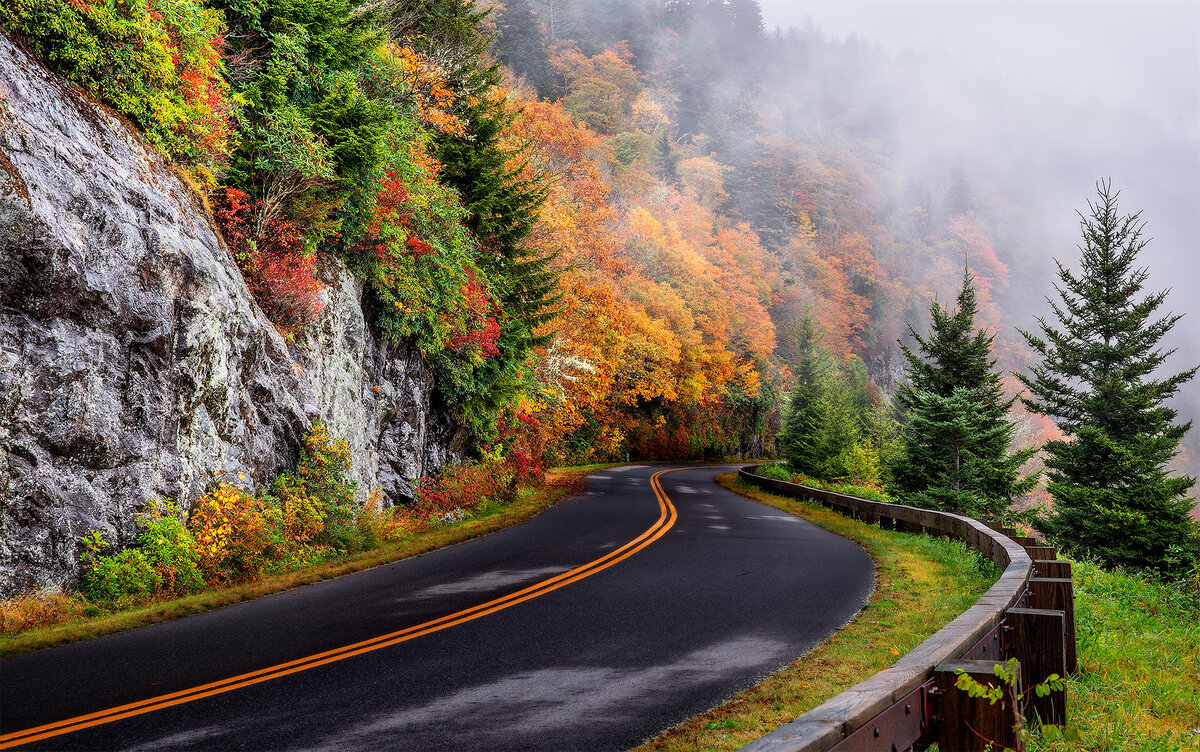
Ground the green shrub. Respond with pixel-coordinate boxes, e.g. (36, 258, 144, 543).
(753, 463, 898, 504)
(834, 483, 895, 504)
(78, 501, 203, 605)
(80, 531, 161, 606)
(287, 419, 359, 550)
(755, 463, 795, 482)
(1, 0, 237, 168)
(134, 500, 204, 595)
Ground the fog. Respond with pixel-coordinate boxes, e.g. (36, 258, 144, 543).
(509, 0, 1198, 472)
(759, 1, 1199, 136)
(758, 0, 1200, 472)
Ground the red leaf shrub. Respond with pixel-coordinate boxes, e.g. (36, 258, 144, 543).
(211, 188, 325, 334)
(448, 272, 501, 359)
(349, 171, 434, 261)
(412, 462, 506, 520)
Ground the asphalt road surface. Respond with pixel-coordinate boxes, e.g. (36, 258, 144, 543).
(0, 465, 874, 751)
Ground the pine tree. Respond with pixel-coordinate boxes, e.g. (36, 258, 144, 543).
(900, 388, 1028, 519)
(778, 317, 873, 482)
(778, 317, 836, 475)
(893, 267, 1036, 517)
(393, 0, 555, 436)
(1019, 181, 1198, 571)
(494, 0, 555, 98)
(654, 132, 680, 185)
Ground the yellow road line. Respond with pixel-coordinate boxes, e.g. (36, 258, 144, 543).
(0, 467, 690, 749)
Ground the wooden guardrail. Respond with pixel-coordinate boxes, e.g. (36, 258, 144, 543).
(736, 466, 1076, 752)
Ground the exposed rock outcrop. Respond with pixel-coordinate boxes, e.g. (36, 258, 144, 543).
(0, 35, 458, 597)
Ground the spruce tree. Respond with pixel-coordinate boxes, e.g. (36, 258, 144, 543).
(494, 0, 555, 98)
(393, 0, 555, 435)
(893, 267, 1036, 517)
(778, 317, 836, 476)
(1019, 181, 1198, 571)
(778, 317, 872, 482)
(654, 132, 680, 185)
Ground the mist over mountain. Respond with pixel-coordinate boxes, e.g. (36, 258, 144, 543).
(499, 0, 1199, 473)
(765, 0, 1200, 472)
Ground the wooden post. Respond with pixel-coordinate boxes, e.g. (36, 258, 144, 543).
(934, 659, 1024, 752)
(1024, 545, 1057, 561)
(1006, 608, 1067, 726)
(1034, 559, 1071, 579)
(1028, 578, 1077, 674)
(1011, 535, 1040, 548)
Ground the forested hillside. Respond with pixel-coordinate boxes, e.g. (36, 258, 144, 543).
(486, 0, 1198, 480)
(3, 0, 1194, 498)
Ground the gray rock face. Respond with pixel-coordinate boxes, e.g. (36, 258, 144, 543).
(0, 35, 458, 597)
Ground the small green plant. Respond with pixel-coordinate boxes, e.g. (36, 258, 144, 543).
(755, 462, 794, 482)
(752, 463, 897, 504)
(79, 501, 204, 606)
(79, 531, 161, 606)
(134, 500, 204, 596)
(953, 658, 1081, 750)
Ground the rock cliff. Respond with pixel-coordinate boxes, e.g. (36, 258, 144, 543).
(0, 34, 459, 597)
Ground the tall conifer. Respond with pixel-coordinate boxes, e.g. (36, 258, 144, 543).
(778, 317, 873, 482)
(393, 0, 555, 434)
(893, 267, 1035, 517)
(1019, 181, 1198, 571)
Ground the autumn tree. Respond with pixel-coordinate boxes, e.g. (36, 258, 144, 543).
(550, 42, 641, 134)
(1019, 182, 1198, 571)
(893, 267, 1036, 518)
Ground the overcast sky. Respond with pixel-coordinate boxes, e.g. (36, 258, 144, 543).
(757, 0, 1200, 137)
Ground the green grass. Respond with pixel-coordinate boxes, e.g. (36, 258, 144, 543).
(633, 473, 1000, 752)
(0, 468, 593, 657)
(1025, 559, 1199, 752)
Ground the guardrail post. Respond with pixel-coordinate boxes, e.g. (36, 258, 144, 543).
(934, 660, 1024, 751)
(1024, 545, 1057, 561)
(1005, 608, 1067, 726)
(1034, 559, 1071, 579)
(1028, 578, 1077, 674)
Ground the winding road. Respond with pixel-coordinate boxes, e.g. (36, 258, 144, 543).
(0, 465, 874, 751)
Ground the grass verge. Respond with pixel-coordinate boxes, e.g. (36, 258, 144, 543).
(1025, 558, 1199, 751)
(633, 473, 1000, 752)
(0, 467, 601, 658)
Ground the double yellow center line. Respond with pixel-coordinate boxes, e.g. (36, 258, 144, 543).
(0, 468, 684, 749)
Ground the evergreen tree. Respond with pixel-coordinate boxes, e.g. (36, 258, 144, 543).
(1019, 181, 1198, 571)
(653, 132, 680, 185)
(901, 388, 1027, 519)
(494, 0, 555, 98)
(778, 316, 834, 475)
(778, 317, 873, 483)
(394, 0, 555, 436)
(893, 267, 1036, 516)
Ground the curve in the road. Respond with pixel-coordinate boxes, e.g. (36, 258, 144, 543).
(0, 468, 689, 750)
